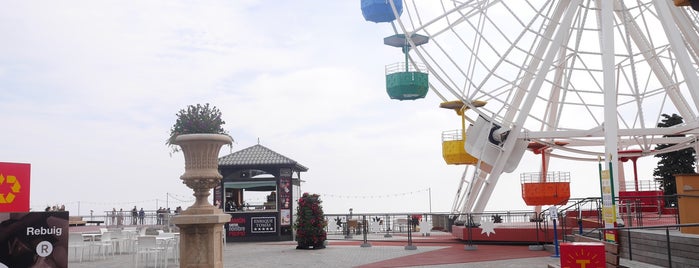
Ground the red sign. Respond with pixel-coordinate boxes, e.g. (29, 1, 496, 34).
(560, 242, 606, 268)
(227, 217, 246, 237)
(0, 162, 31, 212)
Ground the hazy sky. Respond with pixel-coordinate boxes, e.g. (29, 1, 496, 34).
(0, 1, 661, 215)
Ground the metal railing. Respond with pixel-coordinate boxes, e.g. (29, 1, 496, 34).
(606, 223, 699, 268)
(69, 210, 181, 228)
(323, 211, 551, 244)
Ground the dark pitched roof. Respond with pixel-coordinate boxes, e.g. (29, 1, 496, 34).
(218, 144, 308, 171)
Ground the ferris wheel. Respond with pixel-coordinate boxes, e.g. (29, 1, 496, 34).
(362, 0, 699, 214)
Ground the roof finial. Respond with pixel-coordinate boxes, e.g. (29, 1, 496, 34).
(257, 137, 260, 144)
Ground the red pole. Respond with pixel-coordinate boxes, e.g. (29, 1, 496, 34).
(632, 158, 639, 191)
(541, 150, 547, 182)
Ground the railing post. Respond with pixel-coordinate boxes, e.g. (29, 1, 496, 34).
(360, 215, 371, 248)
(551, 210, 560, 258)
(465, 213, 477, 250)
(666, 227, 672, 268)
(405, 214, 417, 250)
(384, 214, 392, 238)
(627, 228, 632, 261)
(577, 204, 583, 235)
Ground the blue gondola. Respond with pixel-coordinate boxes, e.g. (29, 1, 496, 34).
(361, 0, 403, 23)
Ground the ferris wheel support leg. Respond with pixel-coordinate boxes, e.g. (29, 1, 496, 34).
(462, 170, 488, 215)
(451, 166, 472, 215)
(602, 0, 624, 226)
(472, 0, 582, 214)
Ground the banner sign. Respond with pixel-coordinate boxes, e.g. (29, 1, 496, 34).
(225, 212, 278, 239)
(560, 242, 606, 268)
(599, 160, 617, 243)
(251, 217, 276, 233)
(600, 170, 616, 224)
(0, 162, 31, 212)
(227, 216, 246, 237)
(278, 176, 292, 226)
(0, 212, 68, 268)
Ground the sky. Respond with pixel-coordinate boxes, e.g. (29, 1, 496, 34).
(0, 1, 663, 216)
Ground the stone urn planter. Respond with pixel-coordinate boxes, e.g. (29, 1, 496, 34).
(167, 103, 232, 268)
(174, 133, 232, 215)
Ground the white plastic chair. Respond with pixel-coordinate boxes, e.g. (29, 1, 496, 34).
(94, 231, 115, 259)
(138, 227, 148, 237)
(135, 236, 166, 268)
(419, 220, 432, 236)
(68, 233, 91, 262)
(111, 230, 133, 254)
(158, 233, 179, 266)
(394, 218, 409, 232)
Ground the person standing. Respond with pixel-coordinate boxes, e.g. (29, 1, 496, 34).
(117, 208, 124, 226)
(131, 206, 138, 225)
(138, 208, 145, 225)
(156, 207, 163, 225)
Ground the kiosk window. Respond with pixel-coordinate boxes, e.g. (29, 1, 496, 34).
(224, 181, 277, 212)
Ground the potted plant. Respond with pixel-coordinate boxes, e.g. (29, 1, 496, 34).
(295, 193, 327, 249)
(167, 103, 233, 214)
(167, 103, 231, 152)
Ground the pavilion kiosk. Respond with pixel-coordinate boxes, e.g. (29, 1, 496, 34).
(217, 144, 307, 242)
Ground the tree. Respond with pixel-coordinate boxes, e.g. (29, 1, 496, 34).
(653, 113, 696, 206)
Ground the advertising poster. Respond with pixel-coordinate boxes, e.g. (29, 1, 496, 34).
(278, 177, 291, 210)
(0, 212, 68, 268)
(0, 162, 31, 212)
(226, 216, 246, 237)
(599, 160, 617, 243)
(280, 209, 291, 226)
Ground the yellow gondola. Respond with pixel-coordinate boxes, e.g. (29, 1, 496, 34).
(440, 100, 486, 165)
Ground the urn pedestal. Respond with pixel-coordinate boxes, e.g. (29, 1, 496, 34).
(171, 134, 232, 268)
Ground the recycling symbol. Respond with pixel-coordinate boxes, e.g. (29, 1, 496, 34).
(0, 174, 21, 204)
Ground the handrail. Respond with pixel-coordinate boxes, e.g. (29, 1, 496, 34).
(603, 223, 699, 268)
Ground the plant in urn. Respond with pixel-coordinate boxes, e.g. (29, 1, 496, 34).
(167, 103, 232, 215)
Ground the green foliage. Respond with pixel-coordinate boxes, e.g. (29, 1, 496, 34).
(294, 193, 327, 247)
(166, 103, 230, 151)
(653, 113, 696, 206)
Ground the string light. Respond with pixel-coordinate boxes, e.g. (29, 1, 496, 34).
(317, 188, 430, 199)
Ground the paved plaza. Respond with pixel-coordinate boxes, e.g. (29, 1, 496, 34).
(67, 231, 662, 268)
(67, 231, 547, 268)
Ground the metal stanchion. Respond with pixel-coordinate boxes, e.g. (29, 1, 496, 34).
(528, 218, 544, 251)
(384, 214, 392, 238)
(465, 213, 477, 251)
(344, 210, 353, 239)
(361, 215, 371, 247)
(404, 215, 417, 250)
(551, 207, 560, 258)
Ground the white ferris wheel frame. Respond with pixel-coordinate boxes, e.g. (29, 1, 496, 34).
(385, 0, 699, 214)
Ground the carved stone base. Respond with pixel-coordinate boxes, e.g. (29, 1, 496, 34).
(181, 204, 221, 216)
(172, 213, 231, 268)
